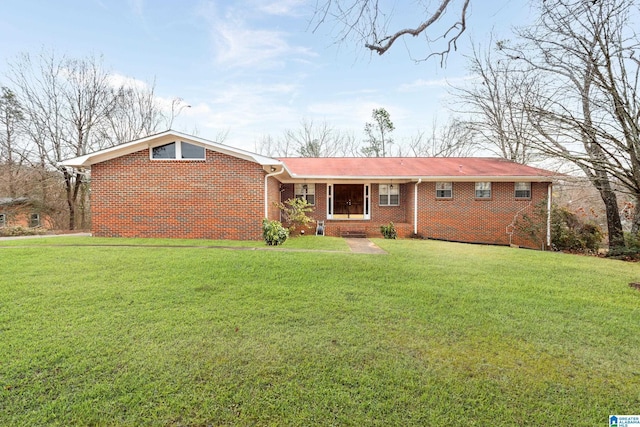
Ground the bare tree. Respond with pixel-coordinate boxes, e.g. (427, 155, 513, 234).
(97, 78, 167, 148)
(0, 87, 27, 197)
(501, 0, 640, 249)
(405, 118, 477, 157)
(255, 134, 294, 157)
(256, 119, 359, 157)
(311, 0, 470, 64)
(451, 42, 538, 164)
(285, 118, 353, 157)
(7, 51, 121, 230)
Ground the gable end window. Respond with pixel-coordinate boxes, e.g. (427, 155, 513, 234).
(151, 141, 205, 160)
(0, 213, 5, 227)
(295, 183, 315, 205)
(379, 184, 399, 206)
(475, 182, 491, 199)
(436, 182, 452, 199)
(515, 182, 532, 199)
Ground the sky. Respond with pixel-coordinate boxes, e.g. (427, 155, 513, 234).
(0, 0, 534, 153)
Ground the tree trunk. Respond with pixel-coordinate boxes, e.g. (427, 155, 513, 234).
(632, 198, 640, 235)
(64, 170, 75, 230)
(594, 177, 625, 250)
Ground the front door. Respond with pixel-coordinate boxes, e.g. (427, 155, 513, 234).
(327, 184, 370, 220)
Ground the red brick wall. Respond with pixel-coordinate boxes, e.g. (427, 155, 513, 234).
(415, 181, 549, 248)
(91, 149, 268, 240)
(266, 176, 282, 221)
(276, 181, 548, 247)
(371, 184, 407, 224)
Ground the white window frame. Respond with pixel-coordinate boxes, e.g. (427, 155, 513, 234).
(326, 183, 371, 220)
(379, 184, 399, 206)
(150, 141, 206, 160)
(515, 182, 532, 199)
(294, 183, 315, 206)
(436, 182, 452, 199)
(475, 182, 492, 199)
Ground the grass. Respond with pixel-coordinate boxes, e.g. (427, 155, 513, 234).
(1, 236, 639, 425)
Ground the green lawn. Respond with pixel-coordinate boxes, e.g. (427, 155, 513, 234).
(1, 236, 638, 426)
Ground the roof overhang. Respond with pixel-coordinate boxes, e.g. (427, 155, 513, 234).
(276, 175, 555, 183)
(59, 130, 282, 169)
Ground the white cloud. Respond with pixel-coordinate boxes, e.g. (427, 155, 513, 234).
(198, 2, 316, 69)
(398, 76, 475, 92)
(257, 0, 306, 16)
(170, 82, 303, 150)
(106, 73, 149, 91)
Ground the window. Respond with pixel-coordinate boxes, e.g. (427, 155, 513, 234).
(475, 182, 491, 199)
(379, 184, 399, 206)
(181, 142, 205, 159)
(29, 213, 40, 228)
(515, 182, 532, 198)
(0, 213, 5, 227)
(295, 183, 315, 205)
(436, 182, 452, 198)
(151, 141, 205, 160)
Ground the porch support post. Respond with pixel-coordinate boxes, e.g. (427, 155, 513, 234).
(414, 179, 422, 234)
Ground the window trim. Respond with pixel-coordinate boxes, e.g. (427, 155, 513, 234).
(150, 141, 206, 161)
(379, 184, 400, 206)
(475, 182, 492, 199)
(515, 182, 532, 199)
(294, 183, 315, 206)
(435, 181, 453, 199)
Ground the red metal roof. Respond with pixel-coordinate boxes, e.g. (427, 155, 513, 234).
(278, 157, 556, 179)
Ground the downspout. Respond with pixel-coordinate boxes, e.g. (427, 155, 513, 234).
(414, 179, 422, 235)
(546, 182, 553, 249)
(265, 167, 285, 218)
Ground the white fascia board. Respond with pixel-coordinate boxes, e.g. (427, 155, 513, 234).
(282, 175, 556, 182)
(59, 130, 282, 168)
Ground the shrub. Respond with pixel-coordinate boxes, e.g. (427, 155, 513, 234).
(0, 226, 44, 237)
(276, 198, 314, 232)
(551, 206, 602, 253)
(262, 219, 289, 246)
(380, 222, 397, 239)
(608, 232, 640, 260)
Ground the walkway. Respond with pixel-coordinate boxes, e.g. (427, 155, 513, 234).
(344, 238, 387, 254)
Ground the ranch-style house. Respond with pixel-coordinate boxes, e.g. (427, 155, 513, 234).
(61, 130, 557, 248)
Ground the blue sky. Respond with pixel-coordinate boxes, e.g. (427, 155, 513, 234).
(0, 0, 532, 152)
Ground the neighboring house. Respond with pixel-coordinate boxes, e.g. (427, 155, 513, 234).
(0, 197, 46, 229)
(61, 130, 557, 248)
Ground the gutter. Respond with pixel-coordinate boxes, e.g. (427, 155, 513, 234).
(414, 179, 422, 235)
(265, 167, 285, 218)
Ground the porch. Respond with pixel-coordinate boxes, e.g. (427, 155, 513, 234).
(319, 221, 413, 239)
